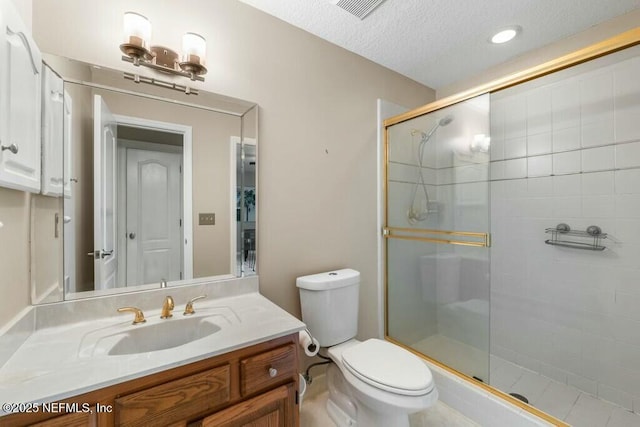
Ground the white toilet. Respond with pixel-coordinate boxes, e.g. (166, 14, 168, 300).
(297, 269, 438, 427)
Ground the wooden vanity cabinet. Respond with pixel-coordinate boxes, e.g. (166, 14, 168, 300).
(3, 334, 299, 427)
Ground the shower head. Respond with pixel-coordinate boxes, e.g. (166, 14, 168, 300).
(421, 115, 454, 142)
(439, 115, 454, 127)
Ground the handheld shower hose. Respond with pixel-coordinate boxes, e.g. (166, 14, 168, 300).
(407, 116, 453, 223)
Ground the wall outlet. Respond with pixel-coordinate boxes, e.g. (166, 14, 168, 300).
(199, 213, 215, 225)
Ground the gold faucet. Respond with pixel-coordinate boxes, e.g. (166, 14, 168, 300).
(117, 307, 146, 325)
(161, 296, 174, 319)
(183, 295, 207, 316)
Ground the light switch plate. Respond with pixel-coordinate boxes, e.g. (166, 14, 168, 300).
(199, 213, 215, 225)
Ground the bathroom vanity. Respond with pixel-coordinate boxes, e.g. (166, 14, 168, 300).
(0, 3, 304, 425)
(3, 335, 298, 427)
(0, 281, 305, 427)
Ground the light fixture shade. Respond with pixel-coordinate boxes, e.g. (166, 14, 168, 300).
(471, 134, 491, 152)
(181, 32, 206, 67)
(123, 12, 151, 49)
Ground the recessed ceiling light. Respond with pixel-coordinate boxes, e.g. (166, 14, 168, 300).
(490, 26, 521, 44)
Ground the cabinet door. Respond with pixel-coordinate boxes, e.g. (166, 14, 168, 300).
(30, 411, 96, 427)
(0, 0, 42, 193)
(194, 383, 297, 427)
(114, 364, 231, 427)
(41, 64, 64, 196)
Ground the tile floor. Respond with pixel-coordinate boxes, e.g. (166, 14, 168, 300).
(491, 357, 640, 427)
(300, 374, 479, 427)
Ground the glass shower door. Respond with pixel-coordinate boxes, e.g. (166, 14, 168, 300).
(385, 94, 491, 382)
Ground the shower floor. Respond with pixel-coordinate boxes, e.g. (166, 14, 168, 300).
(413, 334, 489, 382)
(413, 334, 640, 427)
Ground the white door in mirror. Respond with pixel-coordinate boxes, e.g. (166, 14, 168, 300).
(125, 148, 182, 285)
(93, 95, 118, 290)
(0, 0, 43, 193)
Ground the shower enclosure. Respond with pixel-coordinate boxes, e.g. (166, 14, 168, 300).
(384, 35, 640, 425)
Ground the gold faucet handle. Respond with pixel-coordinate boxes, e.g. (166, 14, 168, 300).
(184, 295, 207, 316)
(117, 307, 146, 325)
(161, 296, 175, 319)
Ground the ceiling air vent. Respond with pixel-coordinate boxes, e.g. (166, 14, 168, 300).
(329, 0, 388, 20)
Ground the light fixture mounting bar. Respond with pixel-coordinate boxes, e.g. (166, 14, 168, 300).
(124, 72, 200, 95)
(121, 56, 205, 82)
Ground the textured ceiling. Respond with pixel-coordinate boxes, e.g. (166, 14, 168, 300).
(238, 0, 640, 89)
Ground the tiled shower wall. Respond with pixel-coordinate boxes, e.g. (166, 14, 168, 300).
(489, 46, 640, 412)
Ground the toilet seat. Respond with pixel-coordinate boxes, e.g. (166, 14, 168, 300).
(341, 339, 434, 396)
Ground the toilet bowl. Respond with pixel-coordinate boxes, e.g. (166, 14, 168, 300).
(296, 269, 438, 427)
(325, 338, 437, 427)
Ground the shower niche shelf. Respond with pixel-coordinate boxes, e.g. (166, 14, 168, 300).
(544, 223, 607, 251)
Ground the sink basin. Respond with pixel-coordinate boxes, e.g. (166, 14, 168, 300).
(79, 315, 222, 357)
(107, 316, 221, 355)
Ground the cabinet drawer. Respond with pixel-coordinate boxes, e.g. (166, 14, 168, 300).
(115, 364, 230, 427)
(240, 344, 296, 397)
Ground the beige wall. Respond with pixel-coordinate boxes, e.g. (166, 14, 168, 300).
(0, 188, 30, 327)
(436, 9, 640, 99)
(30, 195, 63, 304)
(9, 0, 31, 30)
(30, 0, 434, 340)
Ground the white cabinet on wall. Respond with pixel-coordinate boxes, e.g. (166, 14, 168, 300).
(41, 64, 64, 196)
(0, 0, 42, 193)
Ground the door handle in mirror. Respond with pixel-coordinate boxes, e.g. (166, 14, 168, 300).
(87, 250, 114, 259)
(101, 250, 113, 258)
(1, 143, 19, 154)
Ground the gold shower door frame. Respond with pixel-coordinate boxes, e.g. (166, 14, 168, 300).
(382, 28, 640, 427)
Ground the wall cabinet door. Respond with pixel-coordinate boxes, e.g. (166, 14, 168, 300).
(0, 0, 42, 193)
(41, 64, 64, 196)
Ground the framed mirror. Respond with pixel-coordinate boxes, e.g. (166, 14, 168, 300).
(31, 55, 258, 303)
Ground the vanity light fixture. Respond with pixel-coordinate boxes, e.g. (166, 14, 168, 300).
(120, 11, 207, 82)
(490, 25, 521, 44)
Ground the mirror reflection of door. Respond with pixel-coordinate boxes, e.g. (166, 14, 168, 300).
(115, 119, 190, 287)
(93, 94, 191, 289)
(62, 91, 74, 293)
(93, 95, 118, 290)
(123, 146, 182, 286)
(235, 140, 256, 275)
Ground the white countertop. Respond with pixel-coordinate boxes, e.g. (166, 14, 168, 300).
(0, 292, 305, 414)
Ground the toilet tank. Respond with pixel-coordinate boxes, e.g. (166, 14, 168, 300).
(296, 269, 360, 347)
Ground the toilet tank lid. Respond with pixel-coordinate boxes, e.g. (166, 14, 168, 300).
(296, 269, 360, 290)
